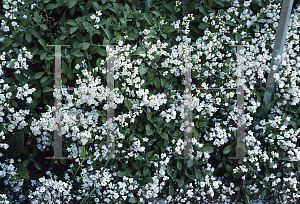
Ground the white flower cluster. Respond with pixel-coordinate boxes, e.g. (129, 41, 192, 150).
(0, 194, 9, 204)
(90, 10, 102, 29)
(0, 0, 300, 203)
(28, 174, 73, 203)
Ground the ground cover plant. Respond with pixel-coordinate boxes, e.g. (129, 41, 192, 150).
(0, 0, 300, 203)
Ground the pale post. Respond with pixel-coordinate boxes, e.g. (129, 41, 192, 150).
(176, 45, 193, 160)
(229, 45, 247, 160)
(175, 44, 248, 160)
(45, 45, 72, 160)
(262, 0, 294, 115)
(98, 45, 123, 160)
(45, 44, 123, 160)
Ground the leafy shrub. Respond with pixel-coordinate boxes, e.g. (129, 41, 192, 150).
(0, 0, 300, 203)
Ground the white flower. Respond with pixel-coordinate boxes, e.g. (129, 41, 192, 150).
(96, 11, 102, 16)
(27, 97, 33, 104)
(31, 3, 36, 10)
(40, 186, 46, 193)
(244, 1, 251, 7)
(90, 14, 96, 20)
(95, 17, 100, 23)
(294, 149, 300, 161)
(11, 21, 18, 27)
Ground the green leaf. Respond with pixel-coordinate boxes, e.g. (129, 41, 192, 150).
(235, 33, 241, 42)
(23, 159, 30, 166)
(129, 197, 137, 203)
(267, 101, 274, 110)
(136, 156, 144, 161)
(160, 132, 168, 140)
(33, 89, 41, 98)
(227, 21, 235, 26)
(14, 74, 24, 82)
(70, 27, 79, 34)
(199, 6, 206, 14)
(143, 13, 153, 25)
(187, 159, 193, 168)
(225, 164, 232, 172)
(80, 146, 86, 158)
(68, 0, 78, 9)
(195, 168, 203, 180)
(145, 124, 151, 131)
(149, 155, 159, 161)
(67, 19, 78, 27)
(146, 150, 155, 158)
(214, 0, 224, 7)
(234, 186, 240, 191)
(282, 112, 287, 121)
(40, 75, 51, 84)
(43, 87, 54, 93)
(143, 167, 150, 176)
(164, 3, 175, 13)
(165, 26, 176, 33)
(169, 179, 174, 195)
(45, 3, 59, 10)
(290, 120, 297, 129)
(32, 160, 43, 171)
(38, 39, 47, 47)
(39, 24, 48, 30)
(265, 87, 273, 93)
(25, 32, 32, 43)
(83, 21, 92, 33)
(29, 30, 41, 39)
(139, 63, 148, 75)
(73, 52, 85, 57)
(201, 144, 214, 153)
(124, 98, 132, 110)
(16, 163, 30, 180)
(100, 25, 111, 39)
(146, 129, 155, 136)
(154, 76, 160, 89)
(135, 169, 141, 178)
(178, 177, 185, 188)
(25, 138, 32, 146)
(255, 23, 260, 30)
(12, 43, 19, 47)
(80, 42, 90, 50)
(132, 48, 146, 56)
(261, 189, 267, 198)
(147, 33, 156, 38)
(11, 100, 18, 107)
(152, 54, 160, 64)
(224, 172, 231, 177)
(199, 122, 206, 127)
(40, 52, 47, 61)
(4, 38, 14, 47)
(223, 143, 233, 154)
(34, 72, 45, 79)
(151, 10, 161, 16)
(198, 23, 210, 30)
(177, 160, 182, 170)
(161, 77, 167, 88)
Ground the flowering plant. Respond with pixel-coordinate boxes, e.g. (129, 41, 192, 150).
(0, 0, 300, 203)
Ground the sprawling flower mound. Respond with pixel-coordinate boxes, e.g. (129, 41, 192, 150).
(0, 0, 300, 203)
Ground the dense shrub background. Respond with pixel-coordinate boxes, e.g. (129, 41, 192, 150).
(0, 0, 300, 203)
